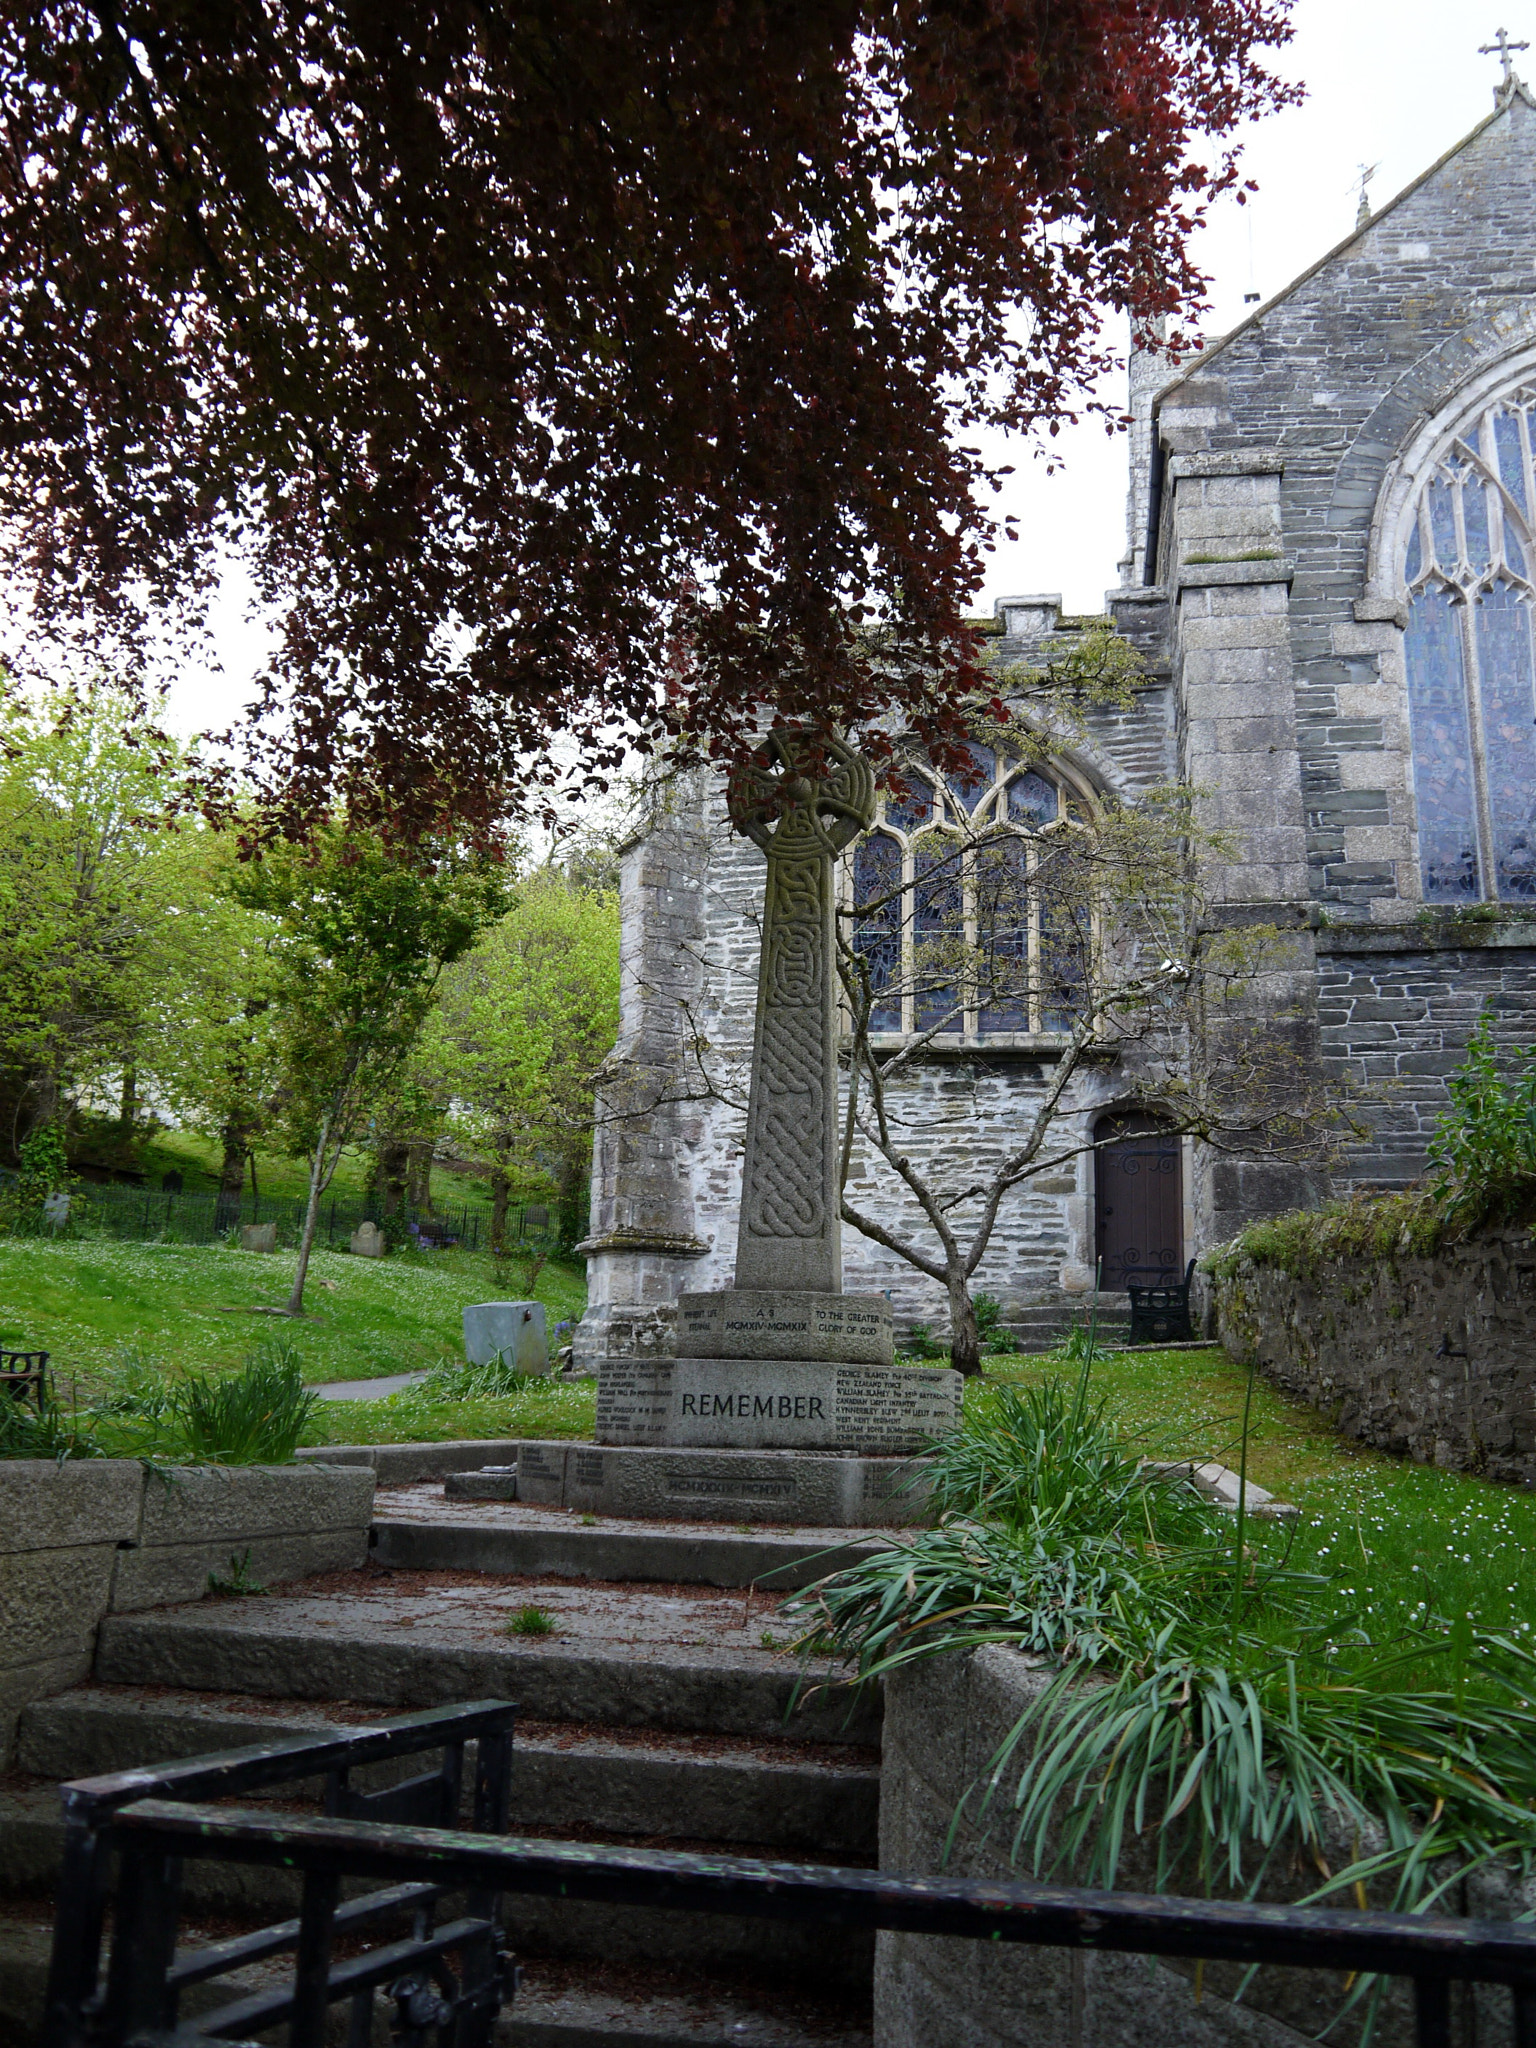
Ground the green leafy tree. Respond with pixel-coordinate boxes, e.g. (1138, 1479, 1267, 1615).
(138, 827, 289, 1224)
(231, 827, 509, 1313)
(420, 867, 621, 1251)
(0, 683, 185, 1154)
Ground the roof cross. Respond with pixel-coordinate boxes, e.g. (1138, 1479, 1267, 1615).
(1480, 27, 1530, 89)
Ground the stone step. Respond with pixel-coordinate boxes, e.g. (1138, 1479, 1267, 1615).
(91, 1569, 881, 1747)
(16, 1686, 879, 1856)
(370, 1497, 895, 1590)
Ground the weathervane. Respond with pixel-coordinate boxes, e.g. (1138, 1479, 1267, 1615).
(1480, 27, 1530, 96)
(1354, 162, 1378, 229)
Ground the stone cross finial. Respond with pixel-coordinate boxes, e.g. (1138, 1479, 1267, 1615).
(727, 730, 875, 1294)
(1481, 27, 1530, 92)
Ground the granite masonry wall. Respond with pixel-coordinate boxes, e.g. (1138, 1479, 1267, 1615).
(0, 1461, 374, 1759)
(1212, 1232, 1536, 1481)
(878, 1644, 1532, 2048)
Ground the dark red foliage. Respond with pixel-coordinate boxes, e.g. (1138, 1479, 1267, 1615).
(0, 2, 1296, 834)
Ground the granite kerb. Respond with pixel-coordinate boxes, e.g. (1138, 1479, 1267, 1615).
(877, 1643, 1526, 2048)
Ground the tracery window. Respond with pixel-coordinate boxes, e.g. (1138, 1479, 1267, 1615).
(1403, 390, 1536, 902)
(847, 745, 1091, 1039)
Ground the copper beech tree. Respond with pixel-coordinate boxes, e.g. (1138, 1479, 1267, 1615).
(0, 1, 1295, 833)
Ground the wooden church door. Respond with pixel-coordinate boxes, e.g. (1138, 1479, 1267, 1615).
(1093, 1113, 1181, 1291)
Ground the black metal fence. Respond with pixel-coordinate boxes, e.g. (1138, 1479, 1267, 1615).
(43, 1697, 518, 2048)
(45, 1704, 1536, 2048)
(12, 1183, 559, 1252)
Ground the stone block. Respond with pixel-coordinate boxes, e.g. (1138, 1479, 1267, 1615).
(516, 1439, 569, 1506)
(0, 1459, 143, 1554)
(110, 1526, 369, 1611)
(546, 1441, 934, 1526)
(676, 1290, 893, 1364)
(443, 1466, 518, 1501)
(239, 1222, 277, 1252)
(136, 1464, 376, 1546)
(349, 1220, 386, 1257)
(0, 1543, 118, 1667)
(462, 1300, 549, 1373)
(598, 1357, 961, 1452)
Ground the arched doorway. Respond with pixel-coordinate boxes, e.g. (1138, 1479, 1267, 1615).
(1093, 1112, 1181, 1291)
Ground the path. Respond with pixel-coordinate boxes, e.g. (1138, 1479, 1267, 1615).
(307, 1370, 428, 1400)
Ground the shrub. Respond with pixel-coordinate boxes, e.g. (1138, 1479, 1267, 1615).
(972, 1293, 1012, 1354)
(786, 1361, 1536, 2015)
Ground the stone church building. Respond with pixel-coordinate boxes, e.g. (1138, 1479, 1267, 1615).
(572, 77, 1536, 1369)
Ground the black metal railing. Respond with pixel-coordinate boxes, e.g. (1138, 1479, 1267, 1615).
(43, 1698, 517, 2048)
(62, 1797, 1536, 2048)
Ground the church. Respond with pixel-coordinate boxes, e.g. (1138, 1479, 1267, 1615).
(572, 72, 1536, 1370)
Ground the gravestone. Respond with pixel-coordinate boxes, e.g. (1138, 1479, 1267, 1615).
(239, 1222, 277, 1253)
(350, 1220, 386, 1258)
(463, 1300, 549, 1374)
(42, 1191, 70, 1230)
(596, 732, 963, 1461)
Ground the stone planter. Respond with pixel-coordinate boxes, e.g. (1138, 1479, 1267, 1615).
(0, 1460, 375, 1758)
(877, 1645, 1527, 2047)
(1211, 1232, 1536, 1481)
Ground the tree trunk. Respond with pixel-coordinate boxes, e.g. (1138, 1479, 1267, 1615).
(407, 1139, 434, 1215)
(117, 1065, 137, 1135)
(377, 1139, 410, 1219)
(947, 1270, 982, 1377)
(555, 1155, 589, 1251)
(215, 1122, 248, 1231)
(285, 1116, 330, 1316)
(489, 1150, 511, 1258)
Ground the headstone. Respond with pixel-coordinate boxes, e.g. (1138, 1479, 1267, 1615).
(41, 1190, 70, 1229)
(350, 1220, 387, 1258)
(239, 1222, 277, 1253)
(463, 1301, 549, 1374)
(523, 1204, 550, 1236)
(160, 1170, 184, 1193)
(596, 731, 964, 1455)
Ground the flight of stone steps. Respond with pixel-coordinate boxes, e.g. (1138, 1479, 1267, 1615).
(0, 1486, 892, 2046)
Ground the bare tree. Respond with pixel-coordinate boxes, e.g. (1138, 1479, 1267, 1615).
(835, 771, 1336, 1375)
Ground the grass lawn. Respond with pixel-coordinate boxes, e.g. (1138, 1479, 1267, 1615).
(983, 1345, 1536, 1646)
(0, 1238, 586, 1390)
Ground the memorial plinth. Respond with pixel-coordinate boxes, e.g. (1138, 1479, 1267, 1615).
(584, 731, 962, 1515)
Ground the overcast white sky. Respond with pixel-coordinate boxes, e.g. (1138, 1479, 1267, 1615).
(165, 3, 1533, 733)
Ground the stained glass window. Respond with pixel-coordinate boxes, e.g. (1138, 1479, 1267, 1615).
(1402, 388, 1536, 903)
(844, 752, 1088, 1038)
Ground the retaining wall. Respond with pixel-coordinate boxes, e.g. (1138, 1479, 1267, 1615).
(877, 1645, 1530, 2047)
(1210, 1232, 1536, 1481)
(0, 1461, 374, 1758)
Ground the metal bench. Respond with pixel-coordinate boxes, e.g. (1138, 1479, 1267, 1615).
(0, 1348, 49, 1404)
(1127, 1258, 1198, 1345)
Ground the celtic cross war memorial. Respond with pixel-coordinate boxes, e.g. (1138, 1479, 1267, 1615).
(525, 732, 962, 1524)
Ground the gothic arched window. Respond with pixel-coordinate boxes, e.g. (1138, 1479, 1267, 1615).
(847, 746, 1090, 1039)
(1403, 390, 1536, 902)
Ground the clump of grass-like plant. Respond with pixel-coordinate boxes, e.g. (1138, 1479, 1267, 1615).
(104, 1339, 317, 1465)
(784, 1363, 1536, 2029)
(421, 1355, 543, 1399)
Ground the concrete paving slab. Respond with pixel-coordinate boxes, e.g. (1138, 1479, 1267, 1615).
(92, 1569, 880, 1745)
(372, 1486, 901, 1589)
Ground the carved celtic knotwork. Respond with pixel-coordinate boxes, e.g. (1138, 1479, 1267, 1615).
(730, 728, 875, 1292)
(728, 730, 877, 855)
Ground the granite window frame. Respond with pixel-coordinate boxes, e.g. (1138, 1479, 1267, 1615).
(843, 748, 1099, 1047)
(1400, 388, 1536, 905)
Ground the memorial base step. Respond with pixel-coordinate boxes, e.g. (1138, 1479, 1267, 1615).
(510, 1440, 932, 1526)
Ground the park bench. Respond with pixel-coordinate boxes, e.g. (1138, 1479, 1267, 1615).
(1127, 1258, 1198, 1345)
(0, 1348, 49, 1405)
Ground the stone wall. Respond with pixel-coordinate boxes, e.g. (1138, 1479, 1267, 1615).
(0, 1461, 375, 1758)
(1212, 1232, 1536, 1481)
(878, 1644, 1527, 2047)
